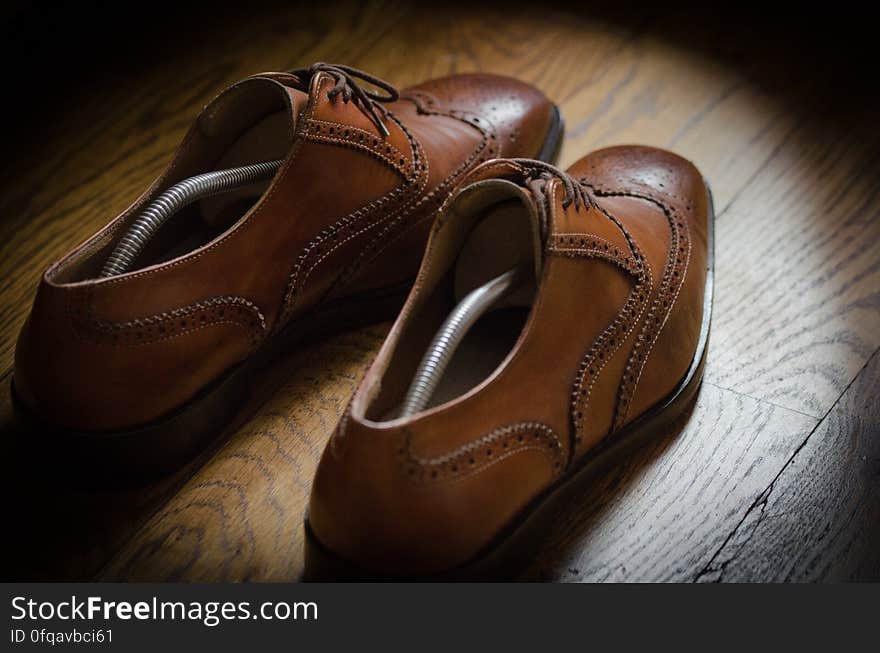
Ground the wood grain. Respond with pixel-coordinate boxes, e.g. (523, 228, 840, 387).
(520, 382, 816, 581)
(706, 106, 880, 417)
(98, 326, 385, 581)
(696, 352, 880, 582)
(1, 1, 878, 581)
(0, 375, 199, 580)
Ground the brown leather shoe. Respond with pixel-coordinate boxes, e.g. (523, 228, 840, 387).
(305, 146, 714, 579)
(12, 63, 562, 480)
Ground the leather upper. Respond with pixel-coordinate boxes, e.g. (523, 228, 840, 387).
(14, 67, 554, 431)
(309, 147, 710, 575)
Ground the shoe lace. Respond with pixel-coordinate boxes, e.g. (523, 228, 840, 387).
(509, 159, 593, 212)
(290, 62, 399, 137)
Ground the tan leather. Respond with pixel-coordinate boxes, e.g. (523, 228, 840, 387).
(309, 146, 710, 575)
(14, 67, 555, 431)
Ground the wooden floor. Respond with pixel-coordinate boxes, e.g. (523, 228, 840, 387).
(1, 1, 878, 582)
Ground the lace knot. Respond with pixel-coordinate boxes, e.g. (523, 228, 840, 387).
(292, 62, 399, 138)
(510, 159, 593, 212)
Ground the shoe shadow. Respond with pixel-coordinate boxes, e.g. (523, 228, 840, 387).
(518, 387, 701, 582)
(0, 323, 388, 582)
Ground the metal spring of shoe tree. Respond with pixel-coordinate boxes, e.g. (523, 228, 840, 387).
(398, 264, 529, 417)
(99, 159, 283, 278)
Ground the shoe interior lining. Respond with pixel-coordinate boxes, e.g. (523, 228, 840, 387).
(424, 306, 530, 410)
(364, 185, 541, 421)
(136, 110, 290, 270)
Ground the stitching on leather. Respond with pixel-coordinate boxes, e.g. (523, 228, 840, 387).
(277, 109, 429, 325)
(304, 118, 411, 178)
(559, 206, 653, 450)
(548, 233, 642, 274)
(329, 96, 497, 290)
(580, 180, 693, 429)
(69, 294, 266, 348)
(280, 110, 427, 316)
(408, 89, 507, 156)
(280, 179, 412, 320)
(627, 236, 692, 410)
(415, 447, 556, 488)
(358, 110, 559, 276)
(333, 98, 494, 284)
(623, 211, 692, 421)
(398, 422, 564, 485)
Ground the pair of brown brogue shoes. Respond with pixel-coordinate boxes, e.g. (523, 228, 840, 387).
(13, 63, 712, 579)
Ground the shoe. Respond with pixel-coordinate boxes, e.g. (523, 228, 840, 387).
(305, 146, 714, 579)
(12, 63, 562, 481)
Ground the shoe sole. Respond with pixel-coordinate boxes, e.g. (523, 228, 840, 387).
(10, 104, 565, 487)
(301, 177, 715, 581)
